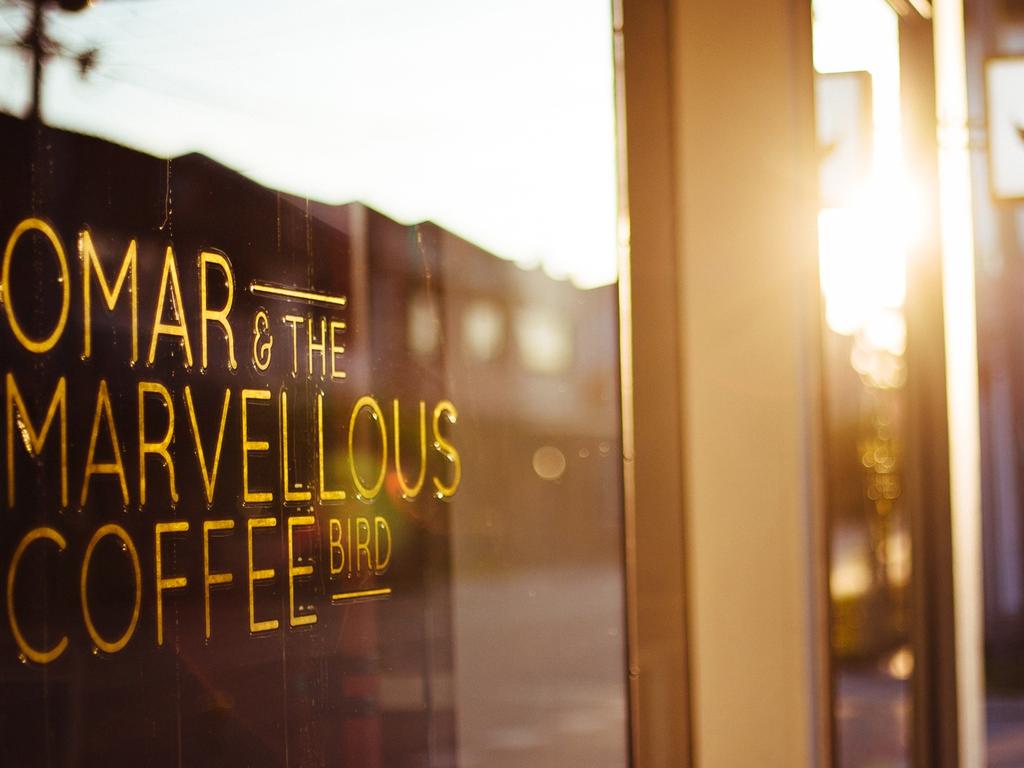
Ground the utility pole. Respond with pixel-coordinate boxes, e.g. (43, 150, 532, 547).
(6, 0, 95, 124)
(27, 0, 44, 124)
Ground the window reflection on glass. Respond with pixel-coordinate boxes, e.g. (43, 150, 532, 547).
(408, 290, 441, 359)
(0, 2, 626, 766)
(461, 299, 506, 363)
(814, 0, 916, 765)
(516, 307, 572, 375)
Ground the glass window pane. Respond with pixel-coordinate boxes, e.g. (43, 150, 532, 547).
(0, 2, 627, 766)
(813, 2, 915, 765)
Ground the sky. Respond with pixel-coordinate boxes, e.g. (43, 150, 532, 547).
(0, 0, 619, 288)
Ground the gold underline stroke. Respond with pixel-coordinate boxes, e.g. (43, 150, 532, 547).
(331, 587, 392, 603)
(250, 283, 347, 307)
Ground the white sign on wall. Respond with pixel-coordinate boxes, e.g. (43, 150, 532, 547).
(986, 57, 1024, 200)
(815, 70, 873, 210)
